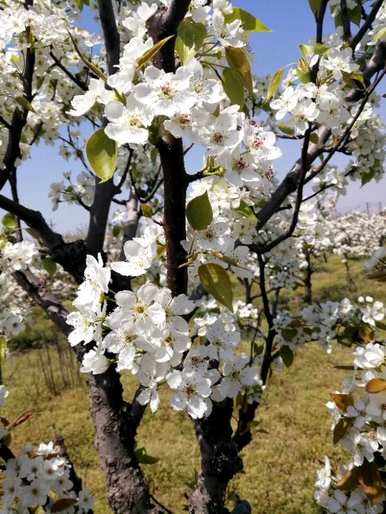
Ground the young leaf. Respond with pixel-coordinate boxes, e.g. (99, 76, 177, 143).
(225, 8, 270, 32)
(85, 129, 117, 183)
(277, 124, 295, 136)
(137, 35, 175, 70)
(186, 191, 213, 231)
(222, 67, 245, 108)
(266, 68, 284, 100)
(296, 58, 312, 83)
(42, 257, 57, 276)
(225, 46, 253, 94)
(198, 263, 234, 311)
(15, 96, 35, 113)
(2, 213, 17, 230)
(175, 19, 207, 64)
(235, 200, 256, 220)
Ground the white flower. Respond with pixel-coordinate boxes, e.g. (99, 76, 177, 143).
(104, 96, 153, 146)
(167, 369, 213, 419)
(109, 283, 166, 332)
(353, 343, 384, 369)
(0, 385, 8, 407)
(134, 65, 196, 118)
(68, 78, 108, 117)
(111, 238, 156, 277)
(80, 348, 110, 375)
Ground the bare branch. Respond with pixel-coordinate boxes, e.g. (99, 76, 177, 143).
(254, 126, 331, 231)
(351, 0, 383, 50)
(49, 51, 88, 91)
(316, 0, 329, 44)
(96, 0, 120, 75)
(256, 127, 312, 254)
(340, 0, 352, 41)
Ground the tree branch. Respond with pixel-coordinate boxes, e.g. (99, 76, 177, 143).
(96, 0, 120, 75)
(257, 127, 312, 254)
(85, 0, 121, 257)
(340, 0, 352, 42)
(0, 194, 87, 282)
(316, 0, 329, 44)
(254, 126, 330, 231)
(351, 0, 383, 50)
(49, 51, 88, 91)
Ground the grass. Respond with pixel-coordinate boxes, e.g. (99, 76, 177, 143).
(1, 256, 382, 513)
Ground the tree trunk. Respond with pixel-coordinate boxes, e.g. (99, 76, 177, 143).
(189, 400, 243, 514)
(89, 370, 159, 514)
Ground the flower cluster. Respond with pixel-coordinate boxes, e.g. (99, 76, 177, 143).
(0, 387, 93, 513)
(315, 334, 386, 514)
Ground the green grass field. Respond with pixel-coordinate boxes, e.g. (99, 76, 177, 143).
(2, 256, 384, 513)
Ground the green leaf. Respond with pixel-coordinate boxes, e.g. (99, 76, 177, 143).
(136, 35, 175, 70)
(85, 129, 117, 183)
(42, 257, 57, 276)
(175, 19, 207, 64)
(222, 67, 245, 108)
(299, 43, 328, 57)
(112, 225, 122, 237)
(235, 200, 256, 220)
(15, 96, 35, 113)
(266, 68, 284, 100)
(225, 8, 270, 32)
(308, 0, 323, 17)
(342, 71, 366, 90)
(135, 447, 159, 465)
(186, 191, 213, 231)
(310, 132, 319, 144)
(198, 263, 234, 311)
(225, 46, 253, 94)
(277, 124, 295, 136)
(299, 44, 314, 57)
(296, 58, 312, 83)
(280, 345, 294, 368)
(2, 213, 17, 231)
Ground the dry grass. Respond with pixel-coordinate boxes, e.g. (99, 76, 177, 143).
(2, 256, 381, 513)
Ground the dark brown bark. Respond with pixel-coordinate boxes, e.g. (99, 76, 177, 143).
(157, 138, 188, 295)
(189, 400, 243, 514)
(256, 127, 331, 232)
(89, 370, 157, 514)
(147, 1, 191, 295)
(304, 251, 313, 305)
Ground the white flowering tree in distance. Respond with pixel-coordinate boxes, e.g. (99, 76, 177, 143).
(1, 0, 386, 512)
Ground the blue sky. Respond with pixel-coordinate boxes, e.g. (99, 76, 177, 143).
(6, 0, 385, 234)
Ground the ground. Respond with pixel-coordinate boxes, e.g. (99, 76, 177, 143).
(2, 255, 384, 513)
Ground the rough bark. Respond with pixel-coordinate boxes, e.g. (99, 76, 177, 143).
(89, 370, 158, 514)
(189, 400, 243, 514)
